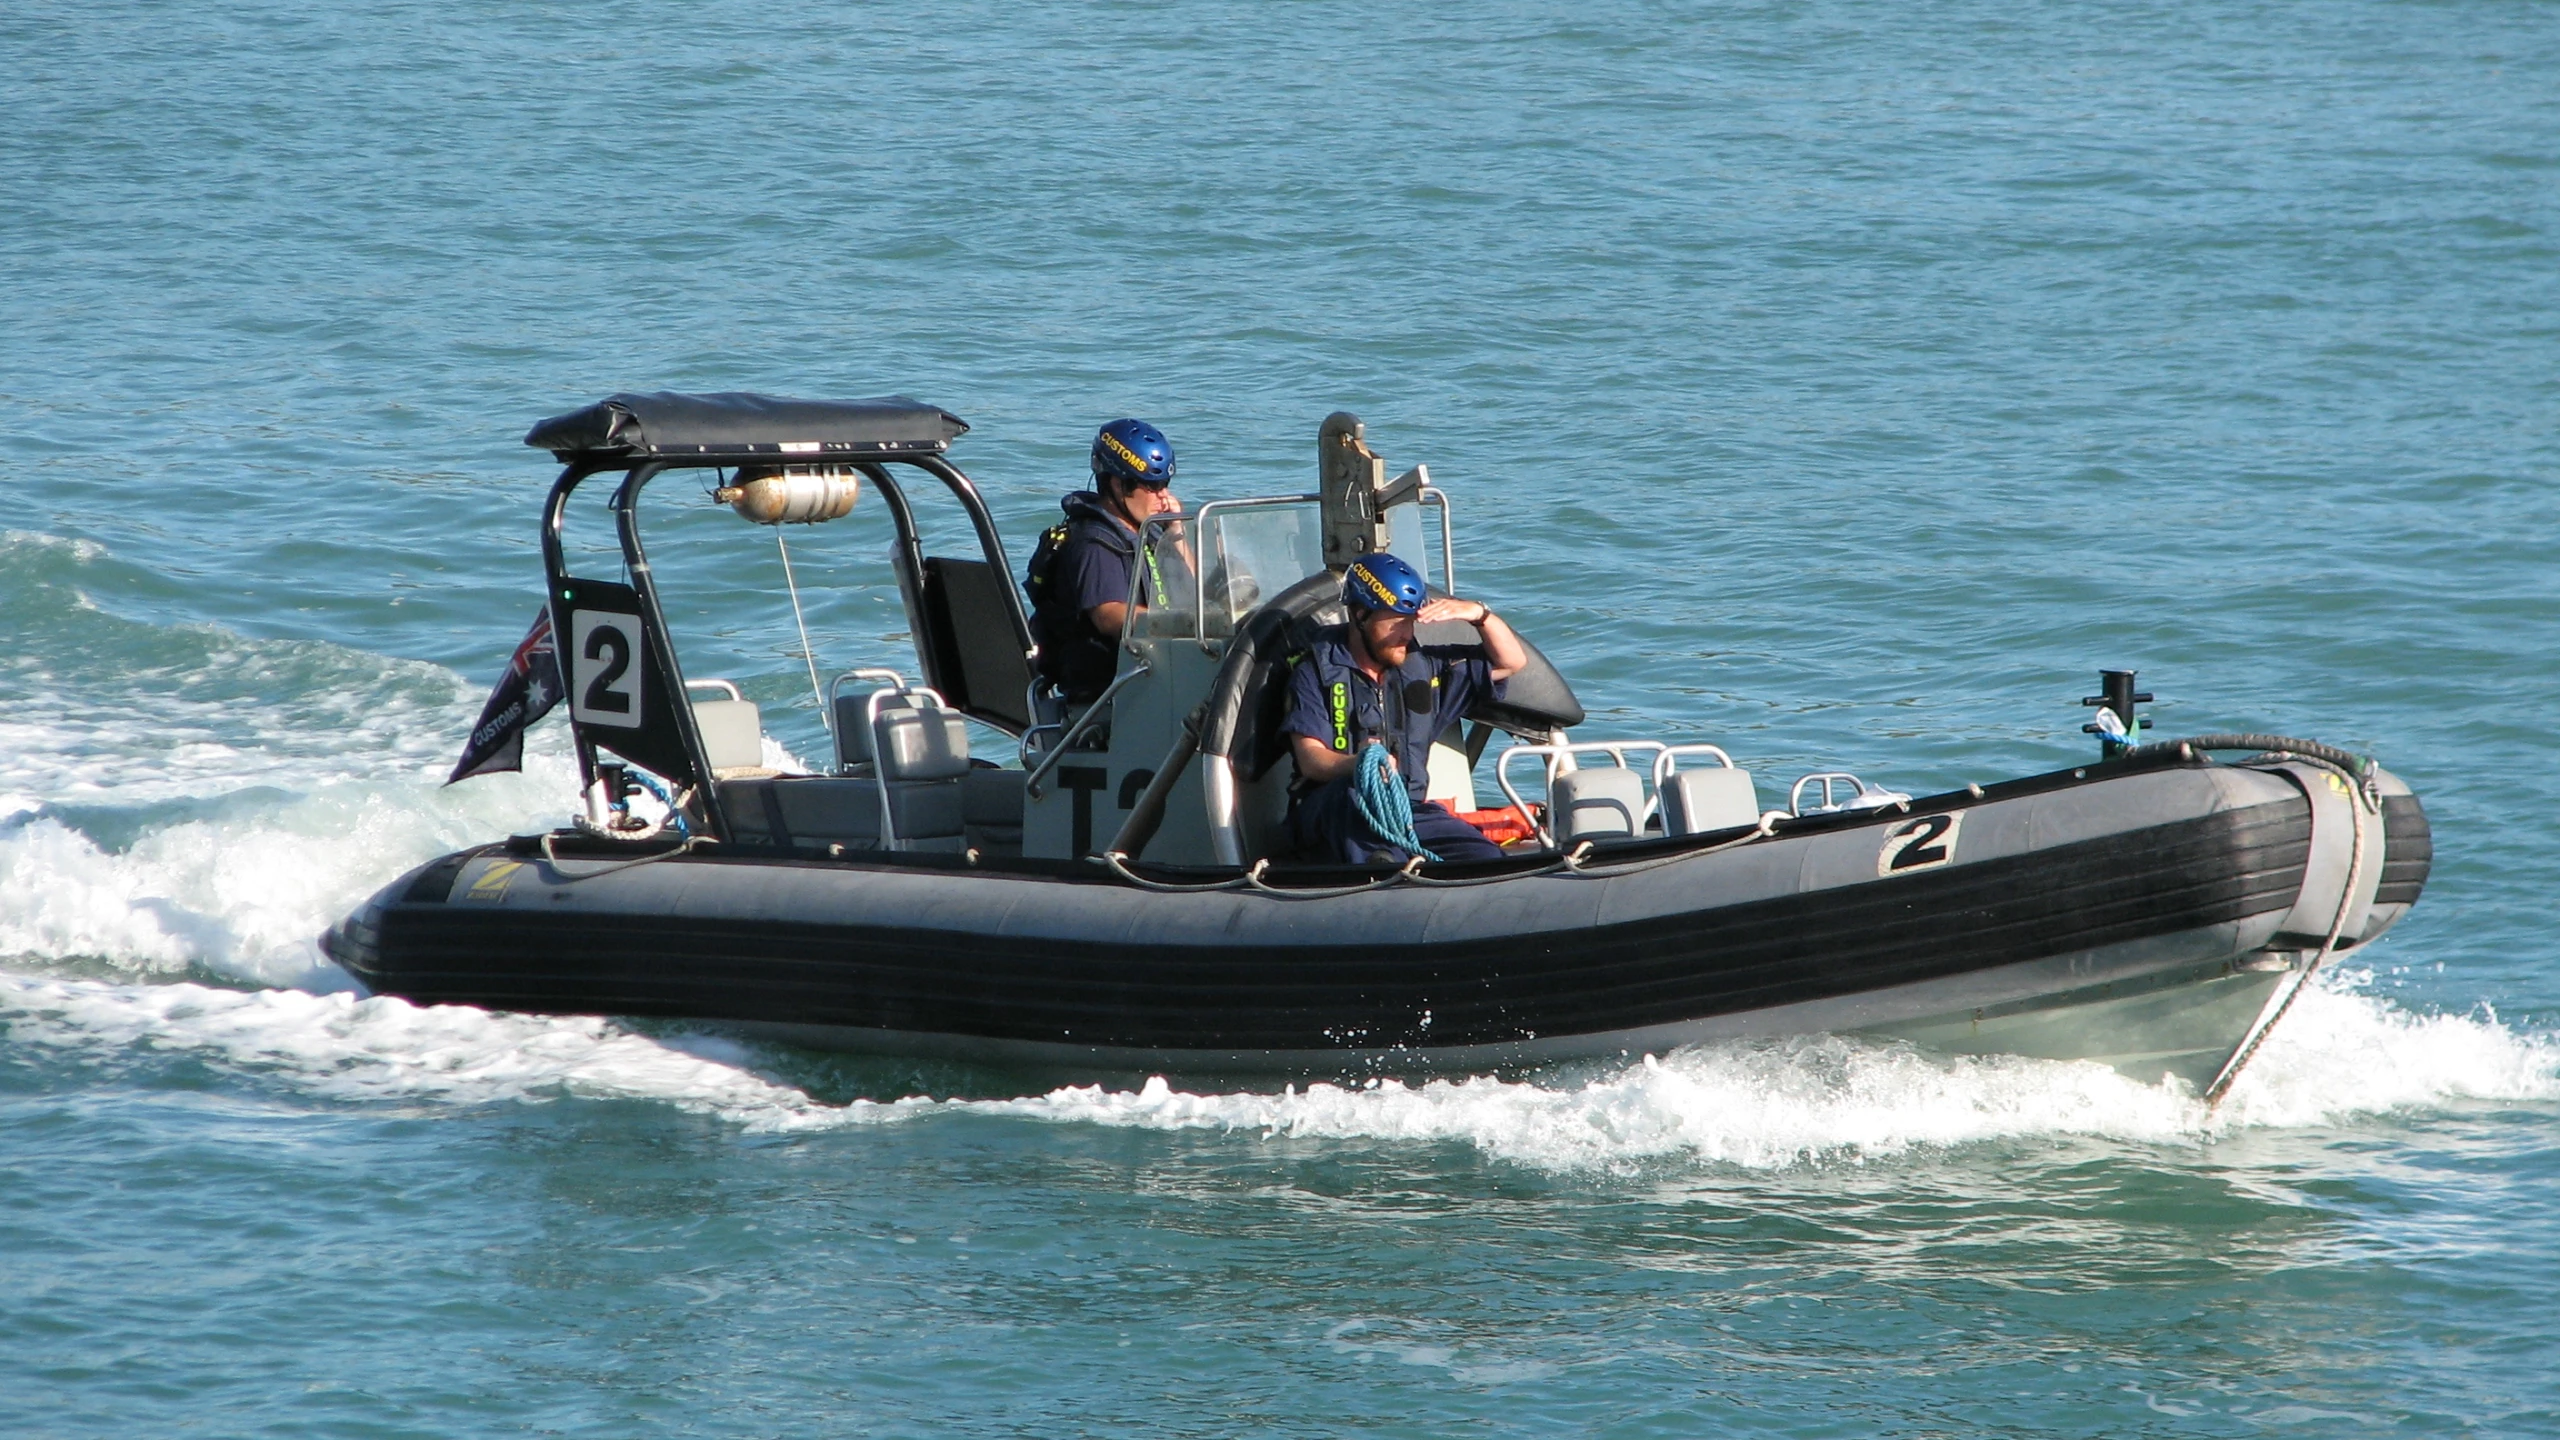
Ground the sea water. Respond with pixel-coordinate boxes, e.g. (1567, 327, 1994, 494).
(3, 0, 2556, 1433)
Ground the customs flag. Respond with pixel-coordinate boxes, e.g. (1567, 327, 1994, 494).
(447, 609, 564, 783)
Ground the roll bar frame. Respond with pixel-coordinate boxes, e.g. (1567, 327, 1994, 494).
(537, 450, 1034, 844)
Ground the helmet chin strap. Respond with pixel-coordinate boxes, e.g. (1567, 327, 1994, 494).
(1103, 478, 1155, 529)
(1348, 611, 1406, 677)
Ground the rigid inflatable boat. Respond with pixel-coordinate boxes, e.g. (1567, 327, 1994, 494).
(323, 393, 2431, 1097)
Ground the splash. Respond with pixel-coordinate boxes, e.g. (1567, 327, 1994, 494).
(0, 758, 573, 989)
(0, 975, 914, 1133)
(971, 980, 2558, 1170)
(2212, 968, 2557, 1129)
(0, 531, 577, 987)
(6, 971, 2549, 1168)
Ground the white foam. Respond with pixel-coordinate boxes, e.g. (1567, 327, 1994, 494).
(0, 754, 575, 988)
(0, 530, 583, 986)
(955, 973, 2556, 1171)
(2212, 967, 2560, 1128)
(0, 975, 912, 1132)
(967, 1041, 2207, 1170)
(7, 972, 2546, 1168)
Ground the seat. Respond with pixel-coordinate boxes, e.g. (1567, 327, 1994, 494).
(1551, 767, 1649, 844)
(687, 685, 772, 779)
(717, 775, 968, 853)
(710, 682, 972, 852)
(1660, 767, 1759, 836)
(835, 690, 971, 778)
(961, 766, 1027, 855)
(911, 556, 1036, 732)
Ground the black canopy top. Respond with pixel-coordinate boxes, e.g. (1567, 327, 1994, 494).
(526, 391, 969, 465)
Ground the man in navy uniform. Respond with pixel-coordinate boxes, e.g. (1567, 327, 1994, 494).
(1025, 418, 1183, 704)
(1281, 552, 1528, 865)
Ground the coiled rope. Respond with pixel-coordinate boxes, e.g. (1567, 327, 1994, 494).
(1351, 743, 1438, 863)
(539, 832, 705, 880)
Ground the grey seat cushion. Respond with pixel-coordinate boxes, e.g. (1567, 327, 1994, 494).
(719, 775, 964, 848)
(835, 694, 971, 781)
(1552, 767, 1647, 843)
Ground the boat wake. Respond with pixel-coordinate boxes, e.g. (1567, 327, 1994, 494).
(3, 970, 2548, 1171)
(0, 530, 573, 988)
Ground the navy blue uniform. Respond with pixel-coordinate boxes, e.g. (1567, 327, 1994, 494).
(1026, 492, 1152, 702)
(1279, 625, 1506, 865)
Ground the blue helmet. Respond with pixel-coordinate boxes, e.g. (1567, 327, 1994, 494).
(1343, 552, 1427, 616)
(1092, 418, 1175, 488)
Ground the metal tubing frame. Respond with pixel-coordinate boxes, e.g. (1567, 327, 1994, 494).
(1419, 487, 1457, 597)
(1648, 744, 1736, 791)
(822, 667, 950, 852)
(908, 452, 1038, 661)
(545, 458, 732, 839)
(1787, 772, 1908, 817)
(1495, 739, 1673, 847)
(855, 462, 935, 699)
(537, 441, 1023, 845)
(540, 461, 610, 815)
(612, 462, 729, 841)
(1021, 661, 1151, 799)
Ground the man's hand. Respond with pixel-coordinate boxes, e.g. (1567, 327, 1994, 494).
(1414, 596, 1528, 682)
(1291, 732, 1359, 784)
(1415, 597, 1488, 626)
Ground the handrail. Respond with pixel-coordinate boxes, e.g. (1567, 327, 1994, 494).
(822, 667, 952, 851)
(1649, 744, 1734, 791)
(1788, 772, 1909, 817)
(824, 667, 910, 732)
(1022, 662, 1151, 799)
(1419, 487, 1457, 597)
(1496, 739, 1673, 846)
(1018, 679, 1066, 769)
(683, 678, 745, 703)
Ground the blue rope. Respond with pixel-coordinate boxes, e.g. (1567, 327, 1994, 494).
(1351, 743, 1438, 863)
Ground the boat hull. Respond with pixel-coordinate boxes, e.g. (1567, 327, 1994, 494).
(324, 758, 2426, 1091)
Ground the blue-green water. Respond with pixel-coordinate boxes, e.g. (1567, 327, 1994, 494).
(5, 1, 2558, 1433)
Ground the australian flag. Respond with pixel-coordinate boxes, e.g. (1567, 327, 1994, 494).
(446, 609, 564, 784)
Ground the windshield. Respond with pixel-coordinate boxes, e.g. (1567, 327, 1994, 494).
(1130, 497, 1449, 641)
(1205, 503, 1323, 631)
(1131, 501, 1325, 639)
